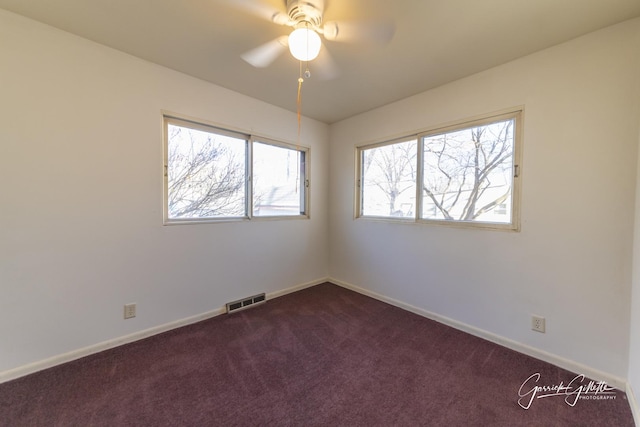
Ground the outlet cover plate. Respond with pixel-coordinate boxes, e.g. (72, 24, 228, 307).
(124, 303, 136, 319)
(531, 315, 545, 333)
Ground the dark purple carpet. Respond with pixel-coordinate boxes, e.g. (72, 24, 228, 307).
(0, 283, 634, 426)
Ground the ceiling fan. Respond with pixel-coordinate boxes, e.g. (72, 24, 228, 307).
(230, 0, 395, 79)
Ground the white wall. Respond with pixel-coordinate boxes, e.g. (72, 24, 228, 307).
(329, 18, 640, 383)
(629, 112, 640, 419)
(0, 10, 329, 375)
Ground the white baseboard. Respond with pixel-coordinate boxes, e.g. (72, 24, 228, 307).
(3, 276, 630, 397)
(627, 383, 640, 427)
(329, 277, 629, 391)
(0, 277, 329, 384)
(0, 307, 226, 384)
(267, 277, 328, 299)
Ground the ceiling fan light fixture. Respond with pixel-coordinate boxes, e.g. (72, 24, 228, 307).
(288, 27, 321, 61)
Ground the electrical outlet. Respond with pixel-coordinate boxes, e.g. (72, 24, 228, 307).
(531, 315, 545, 333)
(124, 303, 136, 319)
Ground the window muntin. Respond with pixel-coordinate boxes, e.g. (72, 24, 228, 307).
(356, 110, 521, 230)
(163, 116, 309, 224)
(359, 138, 417, 218)
(253, 140, 307, 217)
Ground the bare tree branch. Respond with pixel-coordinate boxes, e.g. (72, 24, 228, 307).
(423, 119, 514, 222)
(167, 126, 245, 218)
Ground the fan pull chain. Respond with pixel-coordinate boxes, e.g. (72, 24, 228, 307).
(296, 61, 312, 142)
(296, 75, 303, 193)
(296, 60, 304, 147)
(296, 60, 308, 195)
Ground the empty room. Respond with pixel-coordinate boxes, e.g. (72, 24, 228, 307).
(1, 0, 640, 425)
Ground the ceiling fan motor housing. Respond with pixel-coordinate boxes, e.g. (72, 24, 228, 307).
(286, 0, 324, 28)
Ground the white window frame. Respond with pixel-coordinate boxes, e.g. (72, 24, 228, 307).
(251, 137, 309, 218)
(356, 109, 523, 231)
(355, 136, 418, 221)
(163, 114, 310, 225)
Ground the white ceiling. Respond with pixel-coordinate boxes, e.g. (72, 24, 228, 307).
(2, 0, 640, 124)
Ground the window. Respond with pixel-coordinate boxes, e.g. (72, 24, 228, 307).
(163, 116, 308, 223)
(357, 110, 522, 230)
(253, 140, 307, 217)
(360, 138, 417, 218)
(165, 120, 248, 220)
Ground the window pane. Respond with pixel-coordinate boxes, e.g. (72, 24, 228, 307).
(167, 123, 246, 219)
(421, 118, 514, 223)
(361, 139, 417, 217)
(253, 141, 305, 216)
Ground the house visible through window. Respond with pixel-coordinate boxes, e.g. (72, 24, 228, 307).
(253, 140, 306, 217)
(163, 116, 309, 223)
(356, 110, 522, 230)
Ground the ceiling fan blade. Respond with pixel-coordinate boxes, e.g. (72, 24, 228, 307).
(221, 0, 289, 25)
(312, 46, 340, 81)
(241, 36, 288, 68)
(322, 19, 395, 44)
